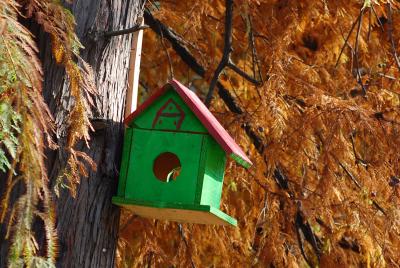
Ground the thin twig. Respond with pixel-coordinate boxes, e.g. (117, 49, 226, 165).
(178, 224, 196, 268)
(378, 73, 396, 80)
(371, 6, 385, 32)
(355, 9, 367, 94)
(144, 10, 205, 76)
(350, 131, 361, 165)
(339, 162, 386, 215)
(339, 162, 362, 188)
(120, 214, 138, 232)
(104, 25, 149, 37)
(158, 23, 174, 79)
(239, 13, 263, 93)
(227, 60, 262, 85)
(248, 15, 263, 85)
(367, 7, 372, 41)
(335, 13, 362, 68)
(387, 3, 400, 72)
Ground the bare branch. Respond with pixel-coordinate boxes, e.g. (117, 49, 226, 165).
(335, 13, 361, 68)
(339, 162, 362, 188)
(227, 60, 262, 85)
(205, 0, 234, 107)
(144, 9, 205, 76)
(248, 15, 263, 85)
(295, 206, 321, 266)
(205, 0, 262, 107)
(354, 8, 367, 95)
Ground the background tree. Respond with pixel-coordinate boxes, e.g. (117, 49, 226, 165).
(1, 0, 144, 267)
(117, 0, 400, 267)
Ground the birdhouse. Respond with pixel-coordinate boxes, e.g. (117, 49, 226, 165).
(112, 79, 252, 226)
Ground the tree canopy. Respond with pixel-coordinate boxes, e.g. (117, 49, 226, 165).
(119, 1, 400, 267)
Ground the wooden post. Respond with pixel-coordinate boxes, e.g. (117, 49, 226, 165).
(125, 17, 144, 118)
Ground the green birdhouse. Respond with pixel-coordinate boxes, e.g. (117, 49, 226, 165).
(112, 79, 252, 226)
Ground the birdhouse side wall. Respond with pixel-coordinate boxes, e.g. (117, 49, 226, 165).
(130, 88, 207, 133)
(198, 136, 226, 208)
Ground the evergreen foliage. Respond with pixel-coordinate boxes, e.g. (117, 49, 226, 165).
(0, 0, 94, 266)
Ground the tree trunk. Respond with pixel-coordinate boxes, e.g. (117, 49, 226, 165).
(0, 0, 143, 267)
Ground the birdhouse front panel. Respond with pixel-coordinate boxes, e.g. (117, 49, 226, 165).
(124, 128, 205, 204)
(130, 87, 207, 133)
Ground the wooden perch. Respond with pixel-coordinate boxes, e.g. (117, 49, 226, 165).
(104, 24, 149, 37)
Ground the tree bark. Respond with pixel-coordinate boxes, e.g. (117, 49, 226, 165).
(0, 0, 143, 267)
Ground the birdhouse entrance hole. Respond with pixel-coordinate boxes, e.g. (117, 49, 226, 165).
(153, 152, 181, 182)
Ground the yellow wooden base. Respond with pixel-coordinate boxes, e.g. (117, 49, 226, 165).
(113, 197, 237, 226)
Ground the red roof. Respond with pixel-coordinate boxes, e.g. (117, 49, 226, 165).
(124, 79, 252, 168)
